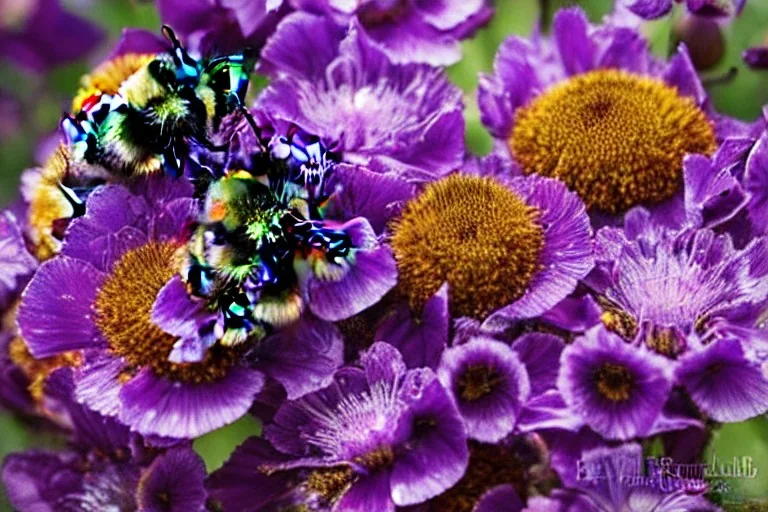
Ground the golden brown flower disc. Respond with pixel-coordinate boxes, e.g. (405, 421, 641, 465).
(94, 241, 238, 383)
(391, 174, 544, 320)
(510, 69, 716, 214)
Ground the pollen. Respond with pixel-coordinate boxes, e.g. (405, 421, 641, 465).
(457, 364, 505, 402)
(94, 241, 239, 383)
(391, 174, 544, 319)
(594, 363, 634, 402)
(510, 69, 716, 214)
(27, 145, 75, 260)
(73, 53, 157, 112)
(8, 336, 80, 402)
(306, 466, 355, 503)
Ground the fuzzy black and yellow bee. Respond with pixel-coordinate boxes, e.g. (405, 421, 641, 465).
(61, 26, 255, 178)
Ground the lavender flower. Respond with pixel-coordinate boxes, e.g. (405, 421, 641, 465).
(1, 370, 208, 512)
(478, 7, 745, 219)
(210, 342, 469, 510)
(585, 213, 768, 423)
(256, 13, 465, 181)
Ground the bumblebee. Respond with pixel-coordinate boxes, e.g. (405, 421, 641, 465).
(183, 132, 350, 345)
(61, 26, 255, 178)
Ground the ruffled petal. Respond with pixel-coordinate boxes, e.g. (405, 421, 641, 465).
(255, 315, 344, 399)
(677, 339, 768, 422)
(306, 219, 397, 322)
(136, 446, 207, 512)
(17, 256, 107, 358)
(375, 285, 449, 370)
(118, 366, 264, 438)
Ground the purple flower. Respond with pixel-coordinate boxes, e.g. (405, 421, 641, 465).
(626, 0, 745, 19)
(437, 333, 568, 443)
(211, 342, 469, 510)
(389, 171, 593, 331)
(478, 7, 742, 219)
(1, 370, 208, 512)
(586, 216, 768, 423)
(256, 13, 465, 181)
(0, 0, 104, 73)
(288, 0, 492, 65)
(15, 178, 268, 438)
(558, 326, 673, 440)
(156, 0, 289, 55)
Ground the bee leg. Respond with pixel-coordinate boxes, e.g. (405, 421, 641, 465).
(228, 94, 267, 153)
(162, 138, 187, 178)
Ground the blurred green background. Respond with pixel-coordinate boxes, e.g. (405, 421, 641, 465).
(1, 0, 768, 510)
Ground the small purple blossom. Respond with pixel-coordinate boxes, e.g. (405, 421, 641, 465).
(1, 370, 208, 512)
(213, 342, 469, 510)
(558, 326, 674, 440)
(585, 215, 768, 423)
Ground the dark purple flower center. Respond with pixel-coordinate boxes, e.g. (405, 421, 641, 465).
(392, 174, 544, 320)
(357, 0, 409, 27)
(593, 362, 634, 402)
(457, 363, 504, 402)
(510, 69, 716, 214)
(94, 241, 241, 383)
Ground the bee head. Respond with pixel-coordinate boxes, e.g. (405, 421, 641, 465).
(161, 25, 202, 88)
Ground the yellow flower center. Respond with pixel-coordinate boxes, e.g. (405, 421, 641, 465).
(510, 69, 716, 214)
(8, 336, 80, 402)
(594, 362, 634, 402)
(306, 466, 355, 504)
(391, 174, 544, 319)
(94, 242, 239, 383)
(27, 145, 75, 261)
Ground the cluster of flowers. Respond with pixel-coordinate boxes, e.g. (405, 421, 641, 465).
(1, 0, 767, 511)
